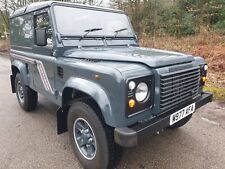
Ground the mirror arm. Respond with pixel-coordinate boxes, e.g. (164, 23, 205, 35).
(56, 33, 62, 44)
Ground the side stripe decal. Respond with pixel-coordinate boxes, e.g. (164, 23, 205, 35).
(36, 63, 49, 91)
(11, 53, 54, 95)
(36, 60, 54, 94)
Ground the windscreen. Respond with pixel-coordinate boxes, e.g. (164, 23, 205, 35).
(53, 5, 134, 37)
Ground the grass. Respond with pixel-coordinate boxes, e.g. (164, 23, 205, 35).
(204, 86, 225, 101)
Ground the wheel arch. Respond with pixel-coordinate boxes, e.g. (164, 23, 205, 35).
(11, 60, 29, 85)
(61, 78, 114, 125)
(11, 65, 19, 75)
(57, 77, 116, 134)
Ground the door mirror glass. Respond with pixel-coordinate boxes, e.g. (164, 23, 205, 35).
(35, 28, 47, 46)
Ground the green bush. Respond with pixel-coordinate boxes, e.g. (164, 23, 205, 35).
(159, 7, 198, 37)
(213, 20, 225, 34)
(180, 14, 199, 36)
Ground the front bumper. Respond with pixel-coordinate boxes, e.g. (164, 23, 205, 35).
(114, 92, 213, 147)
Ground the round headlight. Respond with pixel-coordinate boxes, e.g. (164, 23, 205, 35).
(135, 82, 149, 102)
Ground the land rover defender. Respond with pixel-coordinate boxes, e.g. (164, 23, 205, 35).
(9, 1, 213, 169)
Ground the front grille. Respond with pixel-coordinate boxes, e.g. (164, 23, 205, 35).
(160, 67, 200, 113)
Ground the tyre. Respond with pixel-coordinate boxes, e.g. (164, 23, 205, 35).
(15, 73, 38, 111)
(67, 101, 122, 169)
(168, 114, 192, 129)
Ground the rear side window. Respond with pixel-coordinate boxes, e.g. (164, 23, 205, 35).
(10, 14, 33, 48)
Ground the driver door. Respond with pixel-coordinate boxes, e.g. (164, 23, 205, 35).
(30, 11, 56, 99)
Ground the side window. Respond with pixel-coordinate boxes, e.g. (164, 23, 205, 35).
(35, 13, 52, 46)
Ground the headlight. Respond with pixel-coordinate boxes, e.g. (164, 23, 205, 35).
(126, 75, 153, 117)
(135, 82, 149, 102)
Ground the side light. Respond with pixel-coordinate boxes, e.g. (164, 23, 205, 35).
(129, 81, 136, 90)
(203, 65, 208, 71)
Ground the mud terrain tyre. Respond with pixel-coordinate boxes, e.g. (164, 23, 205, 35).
(67, 101, 122, 169)
(15, 73, 38, 111)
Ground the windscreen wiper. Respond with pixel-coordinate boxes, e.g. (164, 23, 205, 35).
(79, 28, 103, 40)
(114, 28, 128, 37)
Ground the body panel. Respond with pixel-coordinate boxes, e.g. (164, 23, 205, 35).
(63, 47, 195, 68)
(10, 50, 57, 105)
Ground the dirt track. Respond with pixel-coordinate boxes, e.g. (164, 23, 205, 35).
(0, 55, 225, 169)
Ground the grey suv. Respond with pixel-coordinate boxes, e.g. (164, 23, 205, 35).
(9, 1, 212, 169)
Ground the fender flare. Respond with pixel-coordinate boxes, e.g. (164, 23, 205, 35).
(11, 60, 29, 86)
(62, 77, 115, 126)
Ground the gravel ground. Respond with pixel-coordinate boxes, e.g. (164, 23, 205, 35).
(0, 55, 225, 169)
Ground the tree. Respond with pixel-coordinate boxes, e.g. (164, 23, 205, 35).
(0, 0, 104, 32)
(110, 0, 172, 36)
(110, 0, 225, 37)
(178, 0, 225, 30)
(0, 0, 9, 30)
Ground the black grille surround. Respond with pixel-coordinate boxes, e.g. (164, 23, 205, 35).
(160, 67, 200, 113)
(126, 75, 153, 117)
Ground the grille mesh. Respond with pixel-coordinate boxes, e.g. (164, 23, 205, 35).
(160, 67, 200, 112)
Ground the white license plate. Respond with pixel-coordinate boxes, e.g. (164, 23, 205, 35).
(170, 103, 196, 126)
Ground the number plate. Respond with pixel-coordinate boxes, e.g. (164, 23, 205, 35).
(170, 103, 196, 126)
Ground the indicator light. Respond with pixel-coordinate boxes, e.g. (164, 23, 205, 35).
(202, 76, 207, 82)
(128, 99, 136, 108)
(95, 74, 100, 80)
(204, 65, 208, 71)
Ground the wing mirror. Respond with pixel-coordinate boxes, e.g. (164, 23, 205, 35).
(35, 28, 47, 46)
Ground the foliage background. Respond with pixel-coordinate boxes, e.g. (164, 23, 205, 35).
(1, 0, 225, 37)
(110, 0, 225, 37)
(0, 0, 224, 99)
